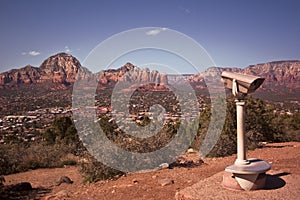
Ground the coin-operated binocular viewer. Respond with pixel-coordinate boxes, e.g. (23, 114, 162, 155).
(221, 71, 271, 191)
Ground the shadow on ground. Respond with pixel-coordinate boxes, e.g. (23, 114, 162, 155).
(264, 172, 290, 190)
(262, 145, 294, 149)
(0, 182, 51, 200)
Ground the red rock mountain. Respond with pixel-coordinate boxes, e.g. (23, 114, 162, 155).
(0, 65, 41, 85)
(190, 60, 300, 90)
(0, 53, 299, 102)
(187, 60, 300, 103)
(97, 62, 168, 86)
(0, 53, 168, 87)
(243, 61, 300, 89)
(39, 53, 82, 83)
(0, 53, 84, 85)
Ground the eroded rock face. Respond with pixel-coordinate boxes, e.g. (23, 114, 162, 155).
(95, 63, 168, 86)
(0, 53, 84, 85)
(1, 53, 298, 91)
(0, 65, 40, 85)
(243, 61, 300, 88)
(160, 73, 168, 85)
(39, 52, 82, 83)
(0, 58, 170, 88)
(189, 61, 300, 90)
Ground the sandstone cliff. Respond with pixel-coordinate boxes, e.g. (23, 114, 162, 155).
(243, 61, 300, 89)
(98, 62, 168, 86)
(0, 54, 169, 87)
(189, 60, 300, 90)
(0, 53, 86, 85)
(39, 53, 82, 83)
(0, 53, 299, 99)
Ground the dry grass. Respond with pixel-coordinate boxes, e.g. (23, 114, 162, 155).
(0, 142, 77, 175)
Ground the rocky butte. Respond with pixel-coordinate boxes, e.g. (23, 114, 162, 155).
(97, 62, 168, 86)
(0, 53, 169, 89)
(0, 53, 96, 87)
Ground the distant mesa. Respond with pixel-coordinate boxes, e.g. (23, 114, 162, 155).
(243, 61, 300, 89)
(189, 60, 300, 90)
(0, 53, 299, 100)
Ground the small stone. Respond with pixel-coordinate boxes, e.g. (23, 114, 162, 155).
(117, 184, 134, 188)
(152, 175, 157, 179)
(56, 176, 73, 186)
(158, 178, 174, 186)
(187, 148, 195, 153)
(133, 179, 139, 184)
(159, 163, 169, 169)
(127, 184, 134, 187)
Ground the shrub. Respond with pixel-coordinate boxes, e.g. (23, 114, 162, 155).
(197, 95, 292, 157)
(80, 152, 124, 183)
(42, 116, 79, 146)
(61, 159, 77, 166)
(0, 142, 76, 175)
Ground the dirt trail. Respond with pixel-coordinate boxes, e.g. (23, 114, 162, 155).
(2, 142, 300, 200)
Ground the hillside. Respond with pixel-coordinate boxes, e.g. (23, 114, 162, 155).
(0, 53, 169, 117)
(0, 53, 299, 118)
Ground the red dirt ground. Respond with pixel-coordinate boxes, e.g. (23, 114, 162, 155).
(2, 142, 300, 200)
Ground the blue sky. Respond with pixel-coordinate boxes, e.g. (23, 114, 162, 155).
(1, 0, 300, 73)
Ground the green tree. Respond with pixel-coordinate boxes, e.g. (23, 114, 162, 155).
(43, 128, 56, 145)
(245, 96, 275, 142)
(42, 116, 79, 145)
(272, 112, 300, 142)
(206, 95, 237, 157)
(199, 95, 284, 157)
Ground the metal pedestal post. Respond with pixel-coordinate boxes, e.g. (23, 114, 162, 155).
(235, 100, 249, 165)
(222, 99, 271, 191)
